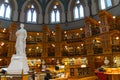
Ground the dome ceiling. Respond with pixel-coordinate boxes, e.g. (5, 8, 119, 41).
(0, 0, 94, 31)
(1, 0, 119, 31)
(17, 0, 69, 10)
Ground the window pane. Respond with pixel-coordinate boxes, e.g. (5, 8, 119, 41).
(56, 10, 60, 22)
(32, 10, 37, 22)
(51, 11, 55, 23)
(31, 5, 34, 8)
(100, 0, 106, 10)
(54, 5, 57, 9)
(27, 10, 32, 22)
(106, 0, 112, 7)
(5, 0, 9, 3)
(79, 5, 84, 18)
(5, 6, 11, 19)
(76, 0, 80, 4)
(50, 5, 60, 23)
(26, 4, 38, 23)
(74, 6, 79, 19)
(0, 4, 5, 17)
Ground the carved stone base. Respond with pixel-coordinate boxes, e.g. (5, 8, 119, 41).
(7, 54, 29, 74)
(1, 74, 29, 80)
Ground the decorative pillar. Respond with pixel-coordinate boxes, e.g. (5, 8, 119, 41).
(84, 17, 92, 37)
(42, 25, 49, 57)
(99, 11, 113, 54)
(55, 24, 62, 58)
(85, 17, 97, 55)
(8, 22, 18, 57)
(102, 33, 112, 54)
(98, 10, 112, 33)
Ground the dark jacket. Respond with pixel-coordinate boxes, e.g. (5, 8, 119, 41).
(44, 73, 52, 80)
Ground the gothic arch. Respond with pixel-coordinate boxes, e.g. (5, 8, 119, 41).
(44, 0, 65, 24)
(12, 0, 18, 21)
(0, 0, 18, 21)
(68, 0, 86, 12)
(68, 0, 86, 21)
(20, 0, 43, 23)
(9, 0, 18, 10)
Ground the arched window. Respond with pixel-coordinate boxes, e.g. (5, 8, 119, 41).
(26, 5, 37, 23)
(50, 5, 60, 23)
(0, 0, 11, 19)
(73, 0, 84, 20)
(99, 0, 112, 10)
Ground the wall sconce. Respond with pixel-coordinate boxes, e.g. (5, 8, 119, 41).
(115, 36, 119, 40)
(64, 31, 66, 34)
(37, 33, 39, 35)
(113, 16, 116, 19)
(80, 28, 83, 31)
(36, 46, 39, 49)
(1, 42, 4, 46)
(3, 28, 6, 32)
(81, 44, 84, 46)
(52, 44, 55, 47)
(98, 21, 101, 24)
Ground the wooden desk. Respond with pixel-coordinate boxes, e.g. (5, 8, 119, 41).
(104, 73, 120, 80)
(104, 68, 120, 80)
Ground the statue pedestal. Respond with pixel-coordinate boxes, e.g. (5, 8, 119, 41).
(1, 74, 29, 80)
(7, 54, 29, 74)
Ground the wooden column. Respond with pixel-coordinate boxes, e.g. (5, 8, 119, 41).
(102, 33, 112, 54)
(99, 10, 113, 33)
(85, 38, 94, 55)
(7, 22, 18, 57)
(84, 17, 92, 37)
(42, 25, 49, 57)
(55, 24, 62, 58)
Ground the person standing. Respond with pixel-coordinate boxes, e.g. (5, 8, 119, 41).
(44, 73, 52, 80)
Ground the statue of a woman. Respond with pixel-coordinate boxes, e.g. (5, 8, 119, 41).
(15, 23, 27, 56)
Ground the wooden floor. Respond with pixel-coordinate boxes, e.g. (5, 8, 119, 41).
(67, 76, 98, 80)
(51, 76, 98, 80)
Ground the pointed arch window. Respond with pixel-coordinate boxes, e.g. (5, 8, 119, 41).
(99, 0, 112, 10)
(73, 0, 84, 20)
(26, 5, 37, 23)
(50, 5, 60, 23)
(0, 0, 11, 19)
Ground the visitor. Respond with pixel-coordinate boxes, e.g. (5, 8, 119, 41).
(44, 72, 52, 80)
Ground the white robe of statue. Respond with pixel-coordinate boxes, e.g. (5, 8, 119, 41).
(15, 23, 27, 56)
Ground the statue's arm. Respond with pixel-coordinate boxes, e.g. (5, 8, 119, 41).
(24, 30, 27, 41)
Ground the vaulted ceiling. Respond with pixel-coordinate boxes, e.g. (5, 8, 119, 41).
(16, 0, 91, 13)
(1, 0, 119, 31)
(16, 0, 69, 11)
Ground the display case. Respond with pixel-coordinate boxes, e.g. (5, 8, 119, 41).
(69, 65, 91, 78)
(62, 28, 85, 43)
(26, 32, 43, 57)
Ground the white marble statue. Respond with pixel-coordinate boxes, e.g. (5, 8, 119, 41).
(15, 23, 27, 56)
(113, 57, 117, 64)
(104, 57, 109, 66)
(7, 23, 29, 74)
